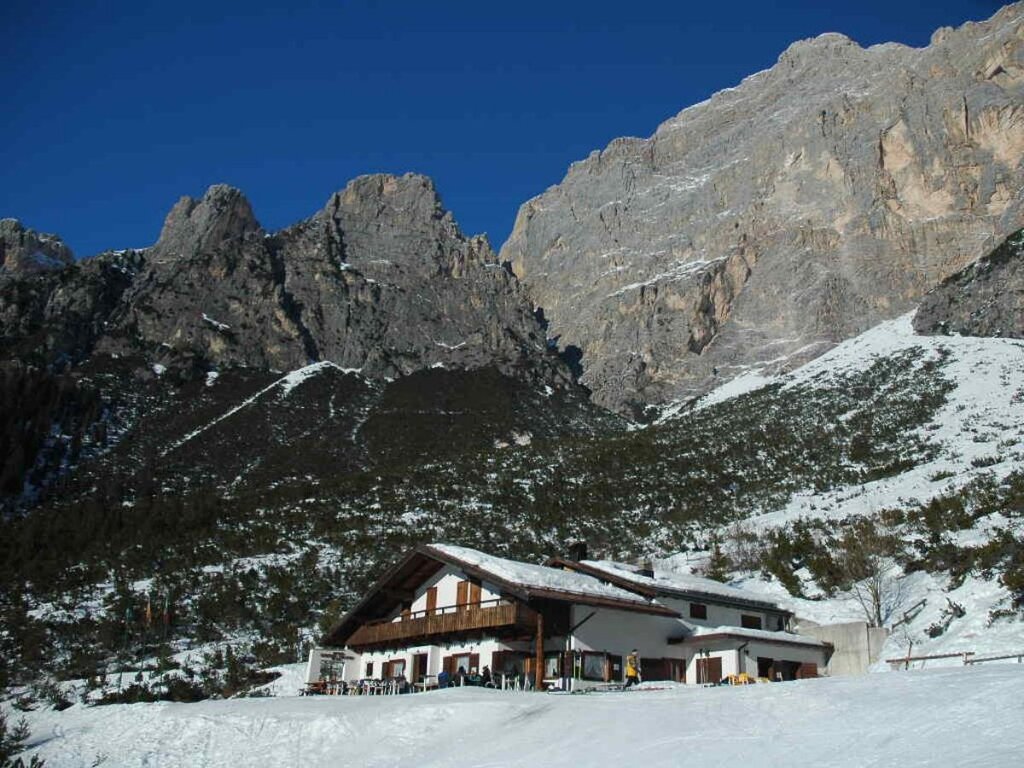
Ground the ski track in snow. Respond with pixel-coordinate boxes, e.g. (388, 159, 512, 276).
(16, 666, 1024, 767)
(160, 362, 360, 456)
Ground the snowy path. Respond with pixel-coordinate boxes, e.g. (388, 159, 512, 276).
(18, 665, 1024, 767)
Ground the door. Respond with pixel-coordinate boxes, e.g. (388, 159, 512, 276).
(606, 654, 623, 682)
(796, 662, 818, 679)
(757, 657, 774, 680)
(412, 653, 429, 683)
(640, 658, 669, 681)
(696, 656, 722, 685)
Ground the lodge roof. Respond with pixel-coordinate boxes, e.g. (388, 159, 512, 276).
(547, 558, 790, 615)
(669, 622, 830, 649)
(323, 544, 679, 647)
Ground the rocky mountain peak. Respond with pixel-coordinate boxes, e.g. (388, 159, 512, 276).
(155, 184, 260, 257)
(321, 173, 454, 240)
(0, 218, 74, 274)
(777, 32, 861, 64)
(318, 172, 495, 275)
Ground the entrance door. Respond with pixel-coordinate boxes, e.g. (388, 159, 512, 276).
(412, 653, 429, 683)
(696, 656, 722, 685)
(757, 657, 774, 680)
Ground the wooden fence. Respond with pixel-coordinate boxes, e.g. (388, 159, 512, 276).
(886, 649, 1024, 670)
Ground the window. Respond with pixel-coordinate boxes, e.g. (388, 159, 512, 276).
(365, 661, 374, 678)
(689, 603, 708, 619)
(544, 654, 561, 679)
(453, 654, 472, 674)
(741, 614, 763, 629)
(581, 652, 607, 681)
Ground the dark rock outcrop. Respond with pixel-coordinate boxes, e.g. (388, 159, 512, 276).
(914, 228, 1024, 337)
(0, 219, 73, 274)
(0, 247, 144, 367)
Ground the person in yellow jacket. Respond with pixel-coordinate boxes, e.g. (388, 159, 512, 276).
(625, 649, 641, 688)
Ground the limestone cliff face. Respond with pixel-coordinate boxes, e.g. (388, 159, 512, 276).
(501, 4, 1024, 415)
(81, 174, 564, 384)
(914, 227, 1024, 337)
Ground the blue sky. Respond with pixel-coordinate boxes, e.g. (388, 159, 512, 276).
(1, 1, 1003, 257)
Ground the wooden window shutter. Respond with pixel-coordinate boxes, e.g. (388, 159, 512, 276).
(469, 582, 482, 606)
(469, 653, 480, 673)
(443, 655, 454, 676)
(456, 580, 469, 608)
(426, 587, 437, 614)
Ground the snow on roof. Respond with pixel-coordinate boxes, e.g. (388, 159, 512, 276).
(427, 544, 664, 608)
(580, 559, 784, 610)
(680, 620, 829, 647)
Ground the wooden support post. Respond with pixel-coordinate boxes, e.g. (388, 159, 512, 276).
(535, 609, 545, 692)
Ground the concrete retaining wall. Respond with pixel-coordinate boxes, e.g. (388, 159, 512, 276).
(802, 621, 888, 676)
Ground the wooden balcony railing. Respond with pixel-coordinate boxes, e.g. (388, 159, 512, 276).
(348, 599, 534, 649)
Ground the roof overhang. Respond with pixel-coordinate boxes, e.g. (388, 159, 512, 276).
(668, 632, 831, 650)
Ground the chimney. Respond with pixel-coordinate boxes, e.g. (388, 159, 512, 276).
(639, 560, 654, 579)
(568, 541, 588, 562)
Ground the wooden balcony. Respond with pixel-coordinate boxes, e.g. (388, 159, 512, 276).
(347, 599, 535, 649)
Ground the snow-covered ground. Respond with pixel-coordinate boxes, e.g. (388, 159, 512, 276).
(14, 665, 1024, 767)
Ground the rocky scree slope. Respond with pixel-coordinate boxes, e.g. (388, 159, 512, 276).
(501, 3, 1024, 415)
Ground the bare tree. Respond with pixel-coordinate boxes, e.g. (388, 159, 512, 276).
(837, 520, 907, 628)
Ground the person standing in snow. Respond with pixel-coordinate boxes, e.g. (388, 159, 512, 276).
(625, 650, 641, 688)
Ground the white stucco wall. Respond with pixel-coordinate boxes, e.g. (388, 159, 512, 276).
(682, 637, 827, 682)
(388, 566, 503, 622)
(685, 650, 739, 683)
(738, 640, 826, 676)
(570, 605, 683, 665)
(659, 596, 786, 631)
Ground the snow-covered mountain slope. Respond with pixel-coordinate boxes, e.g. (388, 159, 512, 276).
(650, 313, 1024, 661)
(13, 666, 1024, 767)
(693, 311, 1024, 526)
(5, 306, 1021, 702)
